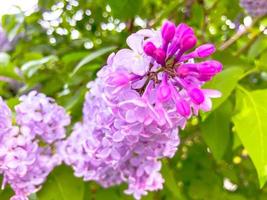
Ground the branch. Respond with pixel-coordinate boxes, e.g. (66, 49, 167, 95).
(235, 30, 263, 57)
(219, 16, 264, 51)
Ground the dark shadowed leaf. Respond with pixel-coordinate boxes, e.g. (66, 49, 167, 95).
(201, 100, 232, 160)
(38, 165, 84, 200)
(162, 161, 185, 200)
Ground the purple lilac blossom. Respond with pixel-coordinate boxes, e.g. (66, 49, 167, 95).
(15, 91, 70, 143)
(0, 26, 12, 52)
(0, 91, 70, 200)
(240, 0, 267, 17)
(61, 21, 222, 199)
(0, 97, 12, 138)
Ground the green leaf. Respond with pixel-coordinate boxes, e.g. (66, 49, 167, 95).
(232, 132, 242, 150)
(0, 53, 20, 80)
(248, 36, 267, 59)
(38, 165, 84, 200)
(0, 53, 21, 80)
(204, 67, 244, 112)
(21, 56, 58, 77)
(201, 100, 232, 160)
(232, 88, 267, 187)
(150, 0, 182, 26)
(62, 51, 89, 65)
(71, 46, 116, 77)
(6, 97, 19, 109)
(0, 187, 13, 200)
(214, 52, 248, 68)
(1, 13, 23, 41)
(107, 0, 143, 20)
(95, 187, 119, 200)
(162, 161, 185, 199)
(256, 51, 267, 71)
(191, 3, 204, 27)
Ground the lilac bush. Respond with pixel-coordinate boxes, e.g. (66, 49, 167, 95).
(0, 91, 70, 200)
(240, 0, 267, 17)
(15, 91, 70, 144)
(0, 26, 12, 52)
(0, 97, 12, 137)
(61, 21, 222, 199)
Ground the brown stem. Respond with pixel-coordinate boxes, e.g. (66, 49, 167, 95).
(235, 30, 263, 57)
(219, 16, 264, 51)
(126, 19, 134, 33)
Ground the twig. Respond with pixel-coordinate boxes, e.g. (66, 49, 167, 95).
(219, 16, 263, 51)
(126, 19, 134, 33)
(235, 31, 263, 57)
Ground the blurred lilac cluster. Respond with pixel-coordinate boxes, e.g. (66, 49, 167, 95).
(61, 21, 222, 199)
(240, 0, 267, 17)
(0, 26, 12, 52)
(0, 91, 70, 200)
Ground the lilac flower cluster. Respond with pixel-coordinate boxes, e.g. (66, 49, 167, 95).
(0, 91, 70, 200)
(240, 0, 267, 17)
(0, 26, 12, 52)
(61, 21, 222, 199)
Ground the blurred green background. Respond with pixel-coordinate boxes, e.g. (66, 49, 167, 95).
(0, 0, 267, 199)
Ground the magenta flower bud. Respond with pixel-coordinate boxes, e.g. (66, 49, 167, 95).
(197, 61, 222, 81)
(199, 60, 222, 73)
(176, 64, 196, 78)
(195, 44, 216, 58)
(161, 21, 176, 42)
(180, 34, 197, 52)
(210, 60, 223, 72)
(198, 64, 217, 76)
(197, 75, 211, 81)
(168, 36, 180, 57)
(157, 74, 171, 102)
(153, 48, 166, 65)
(189, 88, 205, 105)
(176, 100, 190, 117)
(144, 42, 156, 56)
(175, 23, 194, 39)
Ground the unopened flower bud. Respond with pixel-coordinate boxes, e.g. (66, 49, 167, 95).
(161, 21, 176, 42)
(195, 44, 216, 58)
(176, 64, 196, 78)
(144, 42, 156, 56)
(199, 60, 222, 73)
(198, 64, 217, 76)
(153, 48, 166, 65)
(157, 74, 171, 102)
(176, 100, 191, 117)
(175, 23, 194, 38)
(197, 60, 222, 81)
(189, 88, 205, 105)
(180, 34, 197, 52)
(168, 36, 180, 57)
